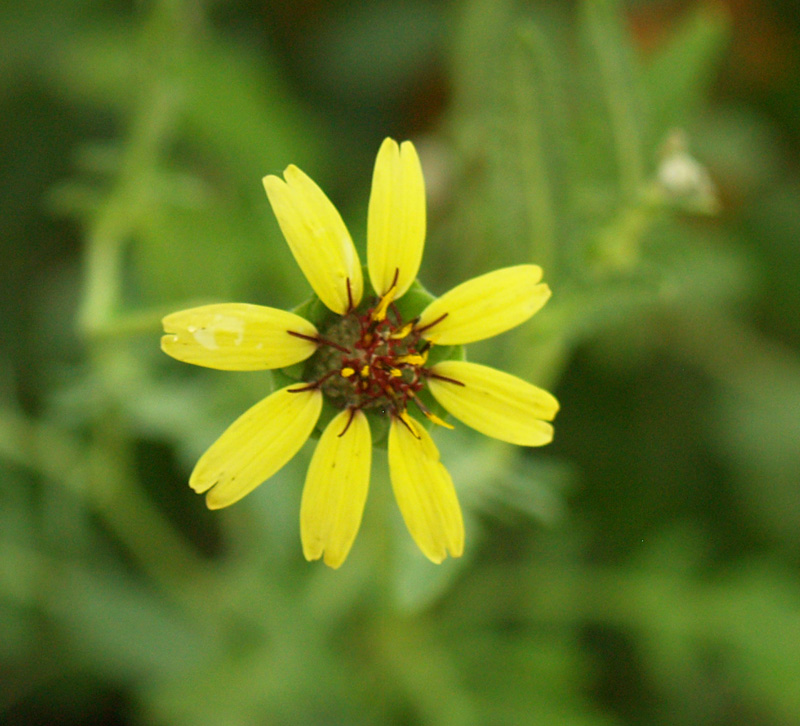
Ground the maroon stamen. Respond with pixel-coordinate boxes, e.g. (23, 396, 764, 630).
(303, 279, 438, 418)
(287, 329, 351, 354)
(396, 412, 422, 439)
(337, 407, 357, 437)
(287, 383, 316, 393)
(414, 312, 448, 335)
(409, 391, 432, 417)
(424, 371, 465, 387)
(346, 277, 354, 312)
(287, 369, 339, 392)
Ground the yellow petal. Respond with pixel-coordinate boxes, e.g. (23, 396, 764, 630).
(301, 409, 372, 569)
(388, 416, 464, 563)
(367, 138, 426, 300)
(427, 360, 559, 446)
(192, 386, 322, 509)
(263, 166, 363, 314)
(161, 304, 318, 370)
(416, 265, 551, 345)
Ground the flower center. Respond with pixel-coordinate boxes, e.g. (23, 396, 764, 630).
(307, 298, 428, 417)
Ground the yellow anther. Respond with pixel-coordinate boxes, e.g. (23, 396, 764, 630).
(395, 352, 425, 366)
(371, 284, 397, 322)
(389, 322, 414, 340)
(398, 410, 421, 438)
(341, 367, 355, 378)
(423, 410, 454, 430)
(360, 365, 370, 378)
(389, 368, 402, 378)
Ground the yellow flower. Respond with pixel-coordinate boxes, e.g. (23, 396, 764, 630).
(161, 138, 558, 568)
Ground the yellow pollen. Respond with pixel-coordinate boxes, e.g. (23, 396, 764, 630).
(423, 411, 454, 429)
(371, 283, 398, 322)
(398, 410, 421, 438)
(389, 368, 402, 378)
(360, 365, 370, 378)
(341, 367, 355, 378)
(389, 322, 414, 340)
(396, 352, 425, 366)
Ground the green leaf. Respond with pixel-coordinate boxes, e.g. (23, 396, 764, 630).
(579, 0, 646, 199)
(643, 3, 732, 144)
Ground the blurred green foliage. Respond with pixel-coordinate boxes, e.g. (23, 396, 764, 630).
(2, 0, 800, 724)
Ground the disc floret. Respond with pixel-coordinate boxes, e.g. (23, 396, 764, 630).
(301, 283, 449, 431)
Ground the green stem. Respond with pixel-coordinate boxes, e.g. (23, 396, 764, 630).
(513, 29, 558, 277)
(590, 184, 663, 272)
(77, 83, 177, 337)
(582, 0, 646, 200)
(0, 406, 211, 596)
(68, 0, 213, 602)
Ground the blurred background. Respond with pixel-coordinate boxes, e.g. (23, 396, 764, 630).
(2, 0, 800, 724)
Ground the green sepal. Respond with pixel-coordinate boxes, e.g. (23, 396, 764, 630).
(392, 276, 437, 320)
(290, 292, 336, 331)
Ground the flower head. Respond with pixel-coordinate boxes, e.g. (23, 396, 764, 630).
(161, 138, 558, 568)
